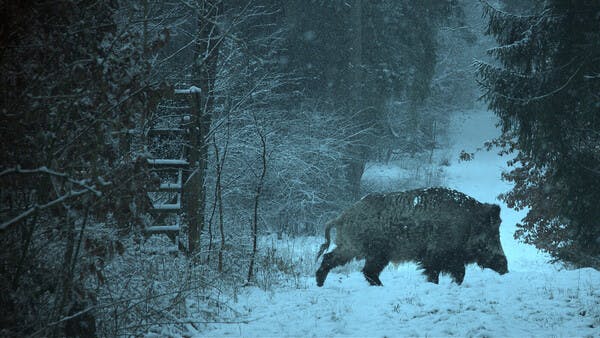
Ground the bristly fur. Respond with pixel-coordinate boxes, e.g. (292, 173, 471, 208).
(316, 187, 508, 287)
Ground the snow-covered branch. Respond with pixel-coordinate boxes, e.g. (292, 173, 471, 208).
(0, 188, 92, 231)
(0, 166, 102, 196)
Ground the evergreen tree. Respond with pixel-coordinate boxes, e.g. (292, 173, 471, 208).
(477, 0, 600, 268)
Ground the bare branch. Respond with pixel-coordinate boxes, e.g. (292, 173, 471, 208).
(0, 166, 102, 196)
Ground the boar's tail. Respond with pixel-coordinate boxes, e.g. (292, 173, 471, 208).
(316, 219, 336, 261)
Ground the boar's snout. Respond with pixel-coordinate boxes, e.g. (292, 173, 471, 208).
(478, 252, 508, 275)
(488, 253, 508, 275)
(316, 268, 327, 287)
(495, 254, 508, 275)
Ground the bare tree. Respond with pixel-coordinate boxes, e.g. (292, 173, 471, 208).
(246, 115, 268, 283)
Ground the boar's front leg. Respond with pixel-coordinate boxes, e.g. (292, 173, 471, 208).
(362, 255, 389, 286)
(420, 259, 440, 284)
(316, 248, 352, 287)
(421, 255, 465, 285)
(423, 267, 440, 284)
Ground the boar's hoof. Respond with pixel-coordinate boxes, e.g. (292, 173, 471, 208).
(362, 271, 383, 286)
(424, 269, 440, 284)
(365, 276, 383, 286)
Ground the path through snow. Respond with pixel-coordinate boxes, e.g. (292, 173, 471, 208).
(189, 111, 600, 338)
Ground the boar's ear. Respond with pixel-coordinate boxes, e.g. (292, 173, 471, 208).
(488, 204, 501, 225)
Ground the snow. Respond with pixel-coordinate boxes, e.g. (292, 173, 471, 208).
(186, 110, 600, 337)
(152, 202, 181, 211)
(362, 163, 408, 187)
(174, 86, 201, 94)
(159, 182, 182, 190)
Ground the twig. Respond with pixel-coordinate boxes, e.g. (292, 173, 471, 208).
(48, 305, 96, 327)
(29, 305, 97, 337)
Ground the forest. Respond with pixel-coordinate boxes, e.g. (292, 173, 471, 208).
(1, 0, 599, 336)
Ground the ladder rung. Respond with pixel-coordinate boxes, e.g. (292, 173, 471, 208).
(145, 225, 180, 233)
(174, 86, 201, 94)
(157, 182, 182, 191)
(152, 202, 181, 211)
(156, 169, 182, 192)
(147, 159, 189, 167)
(148, 184, 182, 192)
(157, 105, 191, 110)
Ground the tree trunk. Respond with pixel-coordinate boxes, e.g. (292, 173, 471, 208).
(212, 130, 228, 273)
(247, 125, 267, 283)
(346, 0, 366, 200)
(187, 0, 223, 255)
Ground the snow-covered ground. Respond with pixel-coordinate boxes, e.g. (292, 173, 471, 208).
(187, 110, 600, 338)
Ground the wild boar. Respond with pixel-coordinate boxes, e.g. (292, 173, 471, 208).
(316, 187, 508, 286)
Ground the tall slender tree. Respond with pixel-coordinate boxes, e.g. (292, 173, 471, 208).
(477, 0, 600, 268)
(187, 0, 224, 254)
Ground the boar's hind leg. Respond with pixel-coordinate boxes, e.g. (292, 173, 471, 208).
(447, 261, 465, 285)
(362, 255, 389, 286)
(316, 249, 352, 287)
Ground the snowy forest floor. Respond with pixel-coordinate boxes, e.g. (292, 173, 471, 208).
(178, 110, 600, 338)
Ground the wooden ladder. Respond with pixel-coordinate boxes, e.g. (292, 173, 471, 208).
(144, 89, 194, 246)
